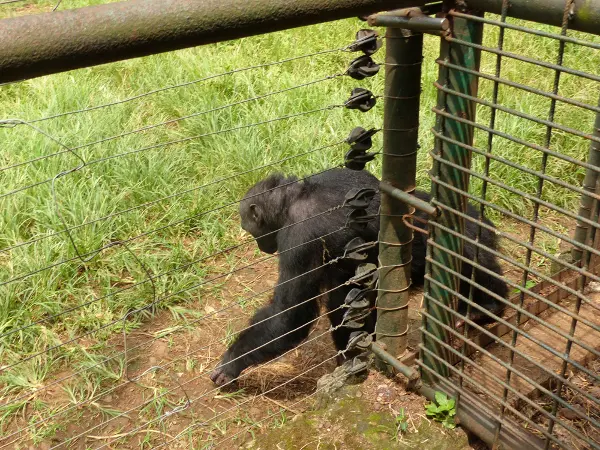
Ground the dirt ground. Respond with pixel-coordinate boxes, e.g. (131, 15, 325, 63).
(2, 214, 598, 450)
(0, 244, 472, 450)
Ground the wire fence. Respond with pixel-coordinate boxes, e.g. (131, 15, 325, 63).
(2, 1, 600, 449)
(0, 19, 386, 448)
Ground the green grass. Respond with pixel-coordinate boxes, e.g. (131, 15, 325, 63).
(0, 0, 599, 444)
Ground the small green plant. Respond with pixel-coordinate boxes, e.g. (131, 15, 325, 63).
(511, 279, 537, 295)
(425, 391, 456, 429)
(392, 408, 409, 440)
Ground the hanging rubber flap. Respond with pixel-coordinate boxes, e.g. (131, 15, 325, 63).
(345, 87, 377, 112)
(347, 29, 382, 56)
(347, 55, 380, 80)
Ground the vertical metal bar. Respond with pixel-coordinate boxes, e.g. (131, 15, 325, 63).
(376, 26, 423, 368)
(422, 6, 483, 382)
(544, 196, 600, 447)
(494, 2, 572, 447)
(573, 96, 600, 262)
(460, 4, 509, 448)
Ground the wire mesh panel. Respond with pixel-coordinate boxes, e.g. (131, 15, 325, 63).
(0, 18, 388, 448)
(421, 1, 600, 449)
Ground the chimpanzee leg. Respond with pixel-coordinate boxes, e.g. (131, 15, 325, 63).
(458, 252, 508, 325)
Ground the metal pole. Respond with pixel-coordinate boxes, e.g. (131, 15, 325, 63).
(422, 9, 483, 382)
(380, 181, 440, 217)
(572, 96, 600, 262)
(375, 25, 423, 371)
(368, 13, 449, 33)
(0, 0, 425, 84)
(465, 0, 600, 35)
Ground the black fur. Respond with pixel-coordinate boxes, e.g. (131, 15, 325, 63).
(209, 168, 507, 386)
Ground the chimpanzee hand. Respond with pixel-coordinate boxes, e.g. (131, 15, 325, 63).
(209, 352, 241, 388)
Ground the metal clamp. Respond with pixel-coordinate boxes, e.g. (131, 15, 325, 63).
(366, 7, 449, 36)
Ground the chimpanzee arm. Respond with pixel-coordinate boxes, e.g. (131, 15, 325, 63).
(210, 242, 323, 386)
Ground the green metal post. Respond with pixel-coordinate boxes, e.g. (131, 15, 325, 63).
(421, 8, 483, 382)
(572, 97, 600, 262)
(376, 26, 423, 370)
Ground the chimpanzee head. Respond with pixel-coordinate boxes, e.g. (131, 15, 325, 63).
(239, 173, 298, 254)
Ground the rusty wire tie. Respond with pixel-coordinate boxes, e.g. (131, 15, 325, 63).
(403, 213, 430, 235)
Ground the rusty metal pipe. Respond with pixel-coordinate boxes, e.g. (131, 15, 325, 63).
(370, 341, 419, 381)
(375, 23, 422, 372)
(368, 14, 449, 32)
(380, 181, 439, 217)
(0, 0, 424, 84)
(464, 0, 600, 36)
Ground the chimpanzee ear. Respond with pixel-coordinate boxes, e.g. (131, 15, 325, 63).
(249, 204, 260, 223)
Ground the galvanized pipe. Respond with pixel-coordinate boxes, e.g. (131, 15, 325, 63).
(465, 0, 600, 36)
(370, 341, 419, 381)
(573, 97, 600, 261)
(375, 24, 423, 370)
(0, 0, 424, 84)
(379, 181, 439, 217)
(368, 14, 449, 32)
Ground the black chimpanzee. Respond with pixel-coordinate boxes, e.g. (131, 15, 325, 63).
(209, 168, 507, 386)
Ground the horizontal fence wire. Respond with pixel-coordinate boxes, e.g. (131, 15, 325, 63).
(424, 5, 600, 450)
(0, 22, 385, 448)
(0, 71, 350, 175)
(0, 140, 345, 255)
(0, 195, 347, 373)
(1, 174, 376, 448)
(3, 307, 345, 449)
(0, 165, 343, 295)
(0, 251, 351, 442)
(87, 316, 347, 450)
(0, 178, 347, 341)
(1, 103, 347, 200)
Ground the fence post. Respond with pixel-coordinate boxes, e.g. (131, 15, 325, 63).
(421, 10, 483, 382)
(375, 25, 423, 371)
(572, 97, 600, 263)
